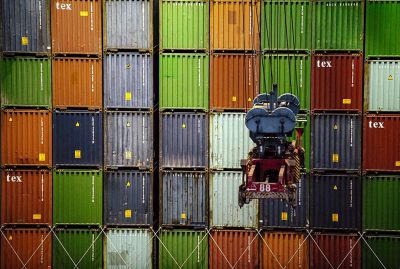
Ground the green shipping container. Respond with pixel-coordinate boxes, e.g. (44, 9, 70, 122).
(261, 1, 311, 51)
(53, 229, 102, 269)
(362, 236, 400, 269)
(366, 1, 400, 57)
(53, 170, 103, 225)
(160, 1, 209, 50)
(0, 57, 51, 108)
(159, 230, 208, 269)
(288, 114, 310, 171)
(313, 1, 363, 51)
(363, 176, 400, 232)
(261, 54, 311, 111)
(160, 53, 209, 110)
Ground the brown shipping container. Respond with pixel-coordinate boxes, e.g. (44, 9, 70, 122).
(210, 1, 260, 51)
(51, 0, 102, 55)
(209, 230, 259, 269)
(0, 228, 52, 269)
(1, 110, 52, 167)
(1, 169, 52, 226)
(261, 232, 309, 269)
(53, 58, 102, 109)
(311, 233, 361, 269)
(210, 54, 260, 110)
(311, 54, 363, 111)
(363, 114, 400, 172)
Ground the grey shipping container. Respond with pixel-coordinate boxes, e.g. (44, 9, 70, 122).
(105, 111, 153, 168)
(104, 52, 154, 109)
(311, 174, 361, 231)
(105, 171, 154, 226)
(1, 0, 50, 54)
(312, 114, 361, 171)
(260, 173, 309, 229)
(105, 229, 153, 269)
(160, 112, 208, 168)
(53, 111, 103, 167)
(161, 171, 207, 227)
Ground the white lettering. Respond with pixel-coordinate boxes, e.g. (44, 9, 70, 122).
(56, 2, 72, 10)
(369, 121, 384, 128)
(7, 175, 22, 183)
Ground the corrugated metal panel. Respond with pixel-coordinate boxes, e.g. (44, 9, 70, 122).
(160, 53, 209, 110)
(311, 233, 361, 269)
(261, 1, 311, 51)
(106, 229, 153, 269)
(52, 57, 102, 109)
(1, 228, 52, 269)
(0, 57, 51, 108)
(160, 1, 209, 50)
(312, 114, 361, 171)
(363, 114, 400, 172)
(310, 175, 361, 230)
(160, 112, 208, 168)
(1, 169, 52, 225)
(261, 54, 311, 111)
(161, 171, 207, 227)
(105, 111, 153, 168)
(51, 0, 102, 55)
(159, 230, 208, 269)
(290, 114, 310, 171)
(261, 232, 309, 269)
(260, 174, 309, 229)
(312, 54, 363, 111)
(210, 54, 259, 110)
(104, 52, 154, 109)
(1, 0, 50, 54)
(366, 1, 400, 58)
(210, 171, 258, 228)
(365, 60, 400, 112)
(210, 1, 260, 51)
(53, 111, 103, 167)
(209, 230, 259, 269)
(105, 171, 153, 226)
(53, 229, 102, 269)
(210, 112, 255, 169)
(363, 176, 400, 232)
(313, 1, 363, 50)
(1, 109, 52, 167)
(362, 236, 400, 269)
(105, 0, 153, 50)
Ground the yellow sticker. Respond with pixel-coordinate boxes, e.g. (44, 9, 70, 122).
(343, 99, 352, 104)
(388, 75, 393, 81)
(125, 210, 132, 218)
(80, 11, 89, 17)
(332, 154, 339, 163)
(125, 92, 132, 101)
(8, 117, 12, 122)
(182, 123, 186, 129)
(125, 64, 131, 69)
(125, 151, 132, 160)
(248, 97, 252, 102)
(75, 150, 81, 159)
(281, 212, 288, 221)
(332, 213, 339, 222)
(21, 37, 29, 45)
(333, 185, 338, 190)
(33, 214, 42, 220)
(127, 181, 131, 187)
(126, 121, 131, 127)
(39, 153, 46, 162)
(76, 122, 80, 127)
(333, 124, 338, 130)
(396, 161, 400, 167)
(9, 236, 12, 241)
(181, 213, 186, 219)
(232, 96, 237, 102)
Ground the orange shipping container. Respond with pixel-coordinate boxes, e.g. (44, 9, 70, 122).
(210, 1, 260, 51)
(210, 53, 260, 110)
(1, 110, 52, 167)
(51, 0, 102, 55)
(53, 58, 102, 109)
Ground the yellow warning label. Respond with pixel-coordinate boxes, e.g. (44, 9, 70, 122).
(332, 213, 339, 222)
(181, 213, 186, 219)
(125, 92, 132, 101)
(343, 99, 352, 105)
(75, 150, 81, 159)
(39, 153, 46, 162)
(333, 124, 338, 130)
(281, 212, 288, 221)
(80, 11, 89, 17)
(125, 151, 132, 160)
(9, 236, 12, 241)
(248, 97, 252, 102)
(8, 117, 12, 122)
(396, 161, 400, 167)
(388, 75, 393, 81)
(33, 214, 42, 220)
(127, 181, 131, 187)
(333, 185, 338, 190)
(21, 37, 29, 45)
(125, 210, 132, 218)
(75, 122, 80, 127)
(125, 64, 131, 69)
(232, 96, 237, 102)
(182, 123, 186, 129)
(332, 154, 339, 163)
(126, 122, 131, 127)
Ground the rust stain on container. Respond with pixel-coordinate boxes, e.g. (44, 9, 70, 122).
(51, 0, 102, 55)
(210, 53, 259, 110)
(1, 169, 52, 226)
(1, 110, 52, 167)
(261, 231, 309, 269)
(209, 230, 259, 269)
(311, 53, 363, 112)
(52, 58, 102, 109)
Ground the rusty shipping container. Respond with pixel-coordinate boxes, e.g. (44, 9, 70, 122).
(0, 228, 52, 269)
(210, 54, 259, 110)
(311, 233, 361, 269)
(311, 54, 363, 111)
(52, 57, 102, 109)
(210, 230, 259, 269)
(261, 231, 309, 269)
(1, 169, 52, 226)
(1, 110, 52, 167)
(210, 1, 260, 51)
(363, 114, 400, 172)
(51, 0, 102, 55)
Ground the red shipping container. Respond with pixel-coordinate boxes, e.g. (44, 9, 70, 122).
(1, 228, 52, 269)
(363, 114, 400, 172)
(311, 54, 363, 111)
(1, 169, 52, 226)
